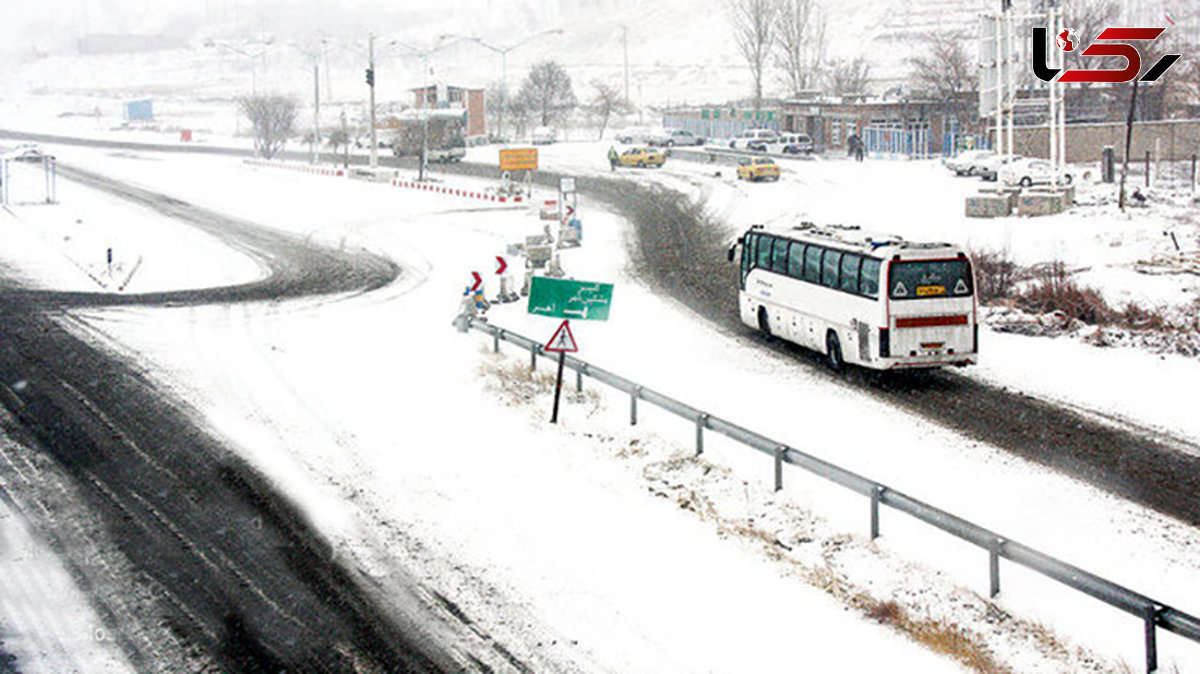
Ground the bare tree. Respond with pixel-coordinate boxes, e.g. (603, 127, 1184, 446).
(515, 60, 578, 129)
(826, 57, 871, 97)
(485, 80, 508, 141)
(907, 31, 978, 100)
(238, 94, 298, 159)
(1060, 0, 1121, 90)
(730, 0, 778, 114)
(590, 81, 625, 140)
(775, 0, 825, 96)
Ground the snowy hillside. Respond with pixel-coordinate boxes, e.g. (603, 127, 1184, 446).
(0, 0, 996, 113)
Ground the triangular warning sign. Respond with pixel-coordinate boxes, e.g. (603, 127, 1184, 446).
(893, 282, 908, 297)
(544, 319, 579, 353)
(954, 278, 969, 294)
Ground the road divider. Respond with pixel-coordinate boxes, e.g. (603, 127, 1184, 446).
(390, 178, 524, 203)
(244, 158, 346, 177)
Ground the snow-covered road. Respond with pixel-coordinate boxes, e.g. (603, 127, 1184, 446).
(2, 142, 1198, 671)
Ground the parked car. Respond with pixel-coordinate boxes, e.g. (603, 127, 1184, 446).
(615, 126, 652, 144)
(1000, 158, 1074, 187)
(747, 133, 814, 154)
(943, 149, 996, 176)
(3, 144, 48, 162)
(736, 156, 781, 181)
(728, 128, 779, 150)
(976, 153, 1022, 182)
(531, 127, 556, 145)
(427, 137, 467, 163)
(618, 146, 666, 168)
(646, 128, 706, 147)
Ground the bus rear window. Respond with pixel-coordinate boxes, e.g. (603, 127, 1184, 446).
(888, 259, 973, 300)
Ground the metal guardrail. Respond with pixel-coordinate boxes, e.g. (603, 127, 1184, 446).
(668, 146, 820, 167)
(461, 316, 1200, 673)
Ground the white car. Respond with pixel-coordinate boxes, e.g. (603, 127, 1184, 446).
(943, 149, 995, 176)
(976, 154, 1022, 182)
(614, 126, 652, 144)
(531, 127, 556, 145)
(1000, 158, 1074, 187)
(728, 128, 779, 150)
(646, 128, 705, 147)
(747, 133, 814, 154)
(3, 143, 48, 162)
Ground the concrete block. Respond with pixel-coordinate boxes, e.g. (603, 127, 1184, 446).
(1016, 190, 1069, 216)
(965, 194, 1013, 218)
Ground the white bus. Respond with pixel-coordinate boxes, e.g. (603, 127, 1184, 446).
(729, 223, 978, 370)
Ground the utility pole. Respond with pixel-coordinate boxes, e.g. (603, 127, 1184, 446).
(368, 33, 378, 168)
(420, 53, 430, 182)
(312, 63, 320, 164)
(622, 25, 630, 104)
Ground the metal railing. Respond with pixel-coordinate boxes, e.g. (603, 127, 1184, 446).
(460, 316, 1200, 673)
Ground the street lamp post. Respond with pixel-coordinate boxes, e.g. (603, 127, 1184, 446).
(213, 41, 271, 95)
(390, 37, 462, 181)
(368, 34, 378, 168)
(447, 28, 564, 143)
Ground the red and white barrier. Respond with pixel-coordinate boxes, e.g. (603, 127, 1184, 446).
(390, 178, 524, 204)
(244, 158, 346, 177)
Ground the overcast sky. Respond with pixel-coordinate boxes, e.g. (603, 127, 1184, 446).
(1, 0, 552, 53)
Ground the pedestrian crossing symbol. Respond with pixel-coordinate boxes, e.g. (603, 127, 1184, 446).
(544, 320, 578, 353)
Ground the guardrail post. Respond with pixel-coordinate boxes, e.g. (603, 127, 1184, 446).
(989, 538, 1004, 598)
(576, 367, 583, 393)
(493, 330, 502, 353)
(530, 343, 538, 371)
(774, 446, 784, 492)
(1145, 604, 1160, 673)
(870, 485, 883, 540)
(695, 414, 708, 456)
(630, 386, 641, 425)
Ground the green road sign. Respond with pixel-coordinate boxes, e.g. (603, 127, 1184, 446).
(527, 277, 614, 321)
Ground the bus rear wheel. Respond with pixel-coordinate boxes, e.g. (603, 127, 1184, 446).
(757, 306, 772, 336)
(826, 331, 844, 371)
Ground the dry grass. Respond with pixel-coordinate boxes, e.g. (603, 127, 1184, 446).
(476, 349, 600, 412)
(974, 253, 1184, 336)
(1016, 261, 1115, 325)
(970, 248, 1020, 304)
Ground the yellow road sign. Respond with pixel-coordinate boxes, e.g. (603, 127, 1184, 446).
(500, 148, 538, 171)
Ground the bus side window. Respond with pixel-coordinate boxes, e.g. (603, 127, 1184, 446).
(804, 245, 822, 283)
(860, 258, 881, 298)
(757, 235, 774, 269)
(822, 249, 842, 288)
(772, 238, 790, 273)
(787, 242, 806, 279)
(840, 253, 861, 294)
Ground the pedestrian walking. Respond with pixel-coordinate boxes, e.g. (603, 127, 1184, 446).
(607, 146, 619, 171)
(848, 134, 865, 162)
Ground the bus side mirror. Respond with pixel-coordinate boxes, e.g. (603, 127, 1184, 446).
(727, 245, 736, 263)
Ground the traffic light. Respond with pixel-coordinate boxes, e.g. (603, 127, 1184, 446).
(365, 67, 374, 87)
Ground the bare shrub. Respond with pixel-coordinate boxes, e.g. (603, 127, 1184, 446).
(238, 94, 298, 159)
(970, 248, 1018, 303)
(1014, 261, 1114, 325)
(1118, 301, 1167, 331)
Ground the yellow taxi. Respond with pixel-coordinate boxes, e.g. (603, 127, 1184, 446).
(618, 146, 666, 168)
(736, 156, 781, 182)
